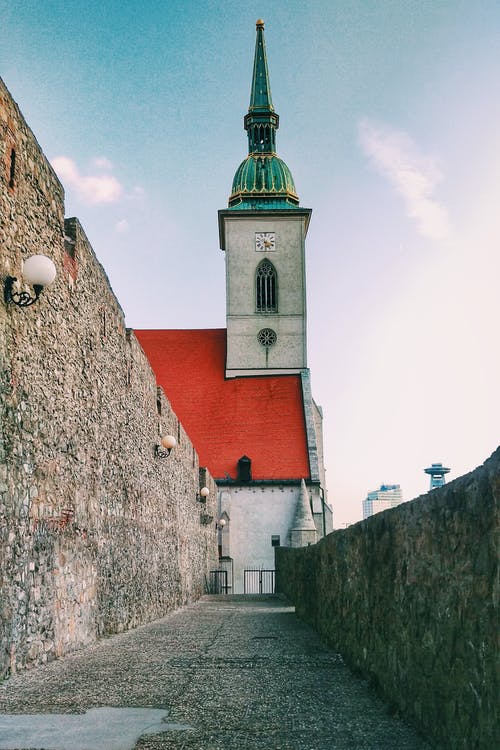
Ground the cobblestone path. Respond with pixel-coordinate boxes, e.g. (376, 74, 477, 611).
(0, 596, 431, 749)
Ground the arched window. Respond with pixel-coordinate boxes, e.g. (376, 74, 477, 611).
(256, 259, 277, 313)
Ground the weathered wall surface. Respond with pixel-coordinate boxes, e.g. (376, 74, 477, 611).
(276, 449, 499, 750)
(0, 77, 218, 676)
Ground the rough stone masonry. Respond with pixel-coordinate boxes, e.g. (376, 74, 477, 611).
(0, 76, 218, 677)
(276, 448, 500, 750)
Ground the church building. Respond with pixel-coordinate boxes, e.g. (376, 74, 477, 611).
(136, 20, 332, 593)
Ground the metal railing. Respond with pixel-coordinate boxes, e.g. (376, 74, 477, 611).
(244, 569, 275, 594)
(208, 569, 229, 594)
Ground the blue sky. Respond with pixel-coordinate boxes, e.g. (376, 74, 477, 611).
(2, 0, 499, 525)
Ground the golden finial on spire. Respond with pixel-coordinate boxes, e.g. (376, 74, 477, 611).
(256, 19, 264, 28)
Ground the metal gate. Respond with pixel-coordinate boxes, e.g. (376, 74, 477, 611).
(208, 569, 229, 594)
(243, 569, 275, 594)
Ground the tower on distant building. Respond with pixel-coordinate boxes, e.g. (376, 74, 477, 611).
(363, 484, 402, 519)
(424, 463, 450, 490)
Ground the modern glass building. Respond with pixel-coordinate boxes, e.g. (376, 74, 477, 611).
(363, 484, 403, 519)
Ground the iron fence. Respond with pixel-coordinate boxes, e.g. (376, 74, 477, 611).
(243, 569, 275, 594)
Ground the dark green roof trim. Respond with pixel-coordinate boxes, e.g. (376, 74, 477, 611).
(227, 198, 299, 210)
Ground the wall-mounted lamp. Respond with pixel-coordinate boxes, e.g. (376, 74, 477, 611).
(155, 434, 176, 458)
(216, 518, 227, 529)
(4, 254, 57, 307)
(197, 486, 210, 503)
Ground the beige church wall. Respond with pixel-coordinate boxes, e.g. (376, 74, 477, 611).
(0, 77, 217, 677)
(224, 215, 307, 316)
(225, 316, 305, 371)
(309, 485, 333, 538)
(218, 483, 305, 593)
(222, 214, 308, 372)
(312, 401, 327, 496)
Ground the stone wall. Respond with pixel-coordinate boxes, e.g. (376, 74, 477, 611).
(276, 449, 499, 750)
(0, 77, 218, 676)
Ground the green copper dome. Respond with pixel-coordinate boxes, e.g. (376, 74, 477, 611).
(229, 154, 299, 208)
(227, 20, 300, 210)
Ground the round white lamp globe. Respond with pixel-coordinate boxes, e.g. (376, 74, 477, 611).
(161, 435, 177, 450)
(22, 255, 57, 286)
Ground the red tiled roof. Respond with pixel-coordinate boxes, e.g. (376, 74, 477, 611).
(135, 329, 310, 481)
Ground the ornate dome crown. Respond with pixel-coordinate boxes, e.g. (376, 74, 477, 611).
(228, 20, 299, 210)
(229, 154, 299, 208)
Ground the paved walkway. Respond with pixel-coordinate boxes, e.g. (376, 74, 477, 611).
(0, 596, 431, 750)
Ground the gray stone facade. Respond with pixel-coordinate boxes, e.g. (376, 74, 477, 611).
(219, 211, 311, 377)
(276, 447, 500, 750)
(0, 77, 217, 677)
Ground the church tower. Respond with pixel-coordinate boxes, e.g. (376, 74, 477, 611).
(218, 19, 312, 378)
(138, 20, 332, 593)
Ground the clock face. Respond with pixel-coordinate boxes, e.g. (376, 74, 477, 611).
(255, 232, 276, 251)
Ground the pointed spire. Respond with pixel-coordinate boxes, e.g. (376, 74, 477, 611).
(290, 480, 318, 548)
(291, 479, 317, 532)
(228, 20, 300, 209)
(244, 20, 280, 155)
(249, 19, 274, 112)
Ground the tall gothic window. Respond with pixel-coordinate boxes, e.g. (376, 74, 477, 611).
(256, 259, 277, 313)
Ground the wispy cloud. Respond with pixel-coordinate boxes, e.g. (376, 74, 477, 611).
(91, 156, 114, 170)
(358, 120, 451, 240)
(115, 219, 129, 233)
(51, 156, 123, 205)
